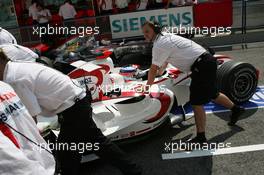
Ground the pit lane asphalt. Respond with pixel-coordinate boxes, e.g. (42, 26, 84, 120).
(81, 45, 264, 175)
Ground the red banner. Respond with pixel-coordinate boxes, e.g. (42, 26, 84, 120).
(194, 0, 233, 27)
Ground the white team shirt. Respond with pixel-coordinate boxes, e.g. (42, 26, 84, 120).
(101, 0, 113, 11)
(152, 32, 206, 72)
(3, 62, 86, 117)
(115, 0, 128, 9)
(59, 2, 77, 20)
(37, 9, 51, 24)
(155, 0, 163, 3)
(28, 3, 38, 20)
(0, 44, 38, 62)
(0, 81, 55, 175)
(0, 28, 17, 45)
(137, 0, 148, 10)
(170, 0, 185, 6)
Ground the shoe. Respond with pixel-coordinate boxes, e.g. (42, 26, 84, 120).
(228, 106, 245, 126)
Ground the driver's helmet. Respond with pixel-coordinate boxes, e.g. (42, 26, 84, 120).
(67, 52, 79, 62)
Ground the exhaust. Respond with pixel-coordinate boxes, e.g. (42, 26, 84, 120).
(169, 113, 184, 125)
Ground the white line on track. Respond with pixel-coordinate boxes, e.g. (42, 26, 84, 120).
(162, 144, 264, 160)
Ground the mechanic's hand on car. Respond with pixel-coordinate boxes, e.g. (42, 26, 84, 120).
(158, 62, 168, 76)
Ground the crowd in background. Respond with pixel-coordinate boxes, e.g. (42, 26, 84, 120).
(19, 0, 203, 25)
(98, 0, 197, 15)
(10, 0, 213, 44)
(28, 0, 77, 25)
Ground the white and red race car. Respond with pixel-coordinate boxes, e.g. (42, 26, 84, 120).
(36, 36, 259, 142)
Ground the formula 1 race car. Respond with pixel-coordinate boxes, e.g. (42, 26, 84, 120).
(36, 35, 259, 142)
(44, 35, 259, 103)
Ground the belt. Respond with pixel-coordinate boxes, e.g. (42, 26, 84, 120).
(191, 52, 212, 72)
(73, 91, 87, 103)
(192, 52, 213, 66)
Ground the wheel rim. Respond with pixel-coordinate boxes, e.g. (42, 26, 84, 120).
(233, 72, 254, 97)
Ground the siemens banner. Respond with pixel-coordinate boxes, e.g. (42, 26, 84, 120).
(110, 6, 193, 39)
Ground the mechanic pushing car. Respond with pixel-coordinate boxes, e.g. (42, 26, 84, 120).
(0, 27, 38, 62)
(141, 21, 245, 146)
(0, 81, 55, 175)
(0, 48, 142, 175)
(0, 27, 17, 45)
(0, 44, 38, 62)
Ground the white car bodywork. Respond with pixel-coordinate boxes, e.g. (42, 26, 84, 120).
(37, 53, 232, 141)
(64, 54, 231, 140)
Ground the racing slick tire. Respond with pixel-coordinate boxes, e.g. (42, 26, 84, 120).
(216, 61, 258, 104)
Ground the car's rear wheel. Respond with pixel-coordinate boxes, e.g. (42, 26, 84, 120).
(216, 61, 258, 104)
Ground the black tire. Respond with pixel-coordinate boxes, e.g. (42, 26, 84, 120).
(216, 61, 258, 104)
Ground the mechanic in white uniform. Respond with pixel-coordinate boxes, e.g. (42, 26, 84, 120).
(59, 0, 77, 20)
(0, 44, 38, 62)
(0, 81, 55, 175)
(0, 27, 17, 45)
(28, 0, 39, 25)
(59, 0, 77, 32)
(36, 3, 52, 44)
(0, 49, 142, 175)
(141, 21, 245, 146)
(0, 27, 37, 62)
(100, 0, 114, 15)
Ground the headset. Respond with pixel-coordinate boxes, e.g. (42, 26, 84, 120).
(143, 21, 163, 42)
(148, 21, 162, 34)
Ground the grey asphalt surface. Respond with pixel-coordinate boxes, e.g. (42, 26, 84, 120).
(81, 45, 264, 175)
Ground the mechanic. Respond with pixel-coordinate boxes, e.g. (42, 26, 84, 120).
(0, 44, 38, 62)
(0, 28, 38, 62)
(99, 0, 114, 15)
(59, 0, 77, 20)
(36, 3, 52, 44)
(28, 0, 39, 25)
(0, 48, 142, 175)
(0, 27, 17, 45)
(0, 81, 55, 175)
(141, 21, 245, 145)
(59, 0, 77, 32)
